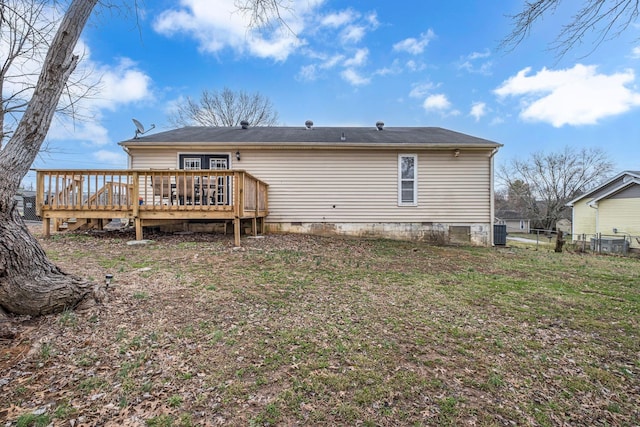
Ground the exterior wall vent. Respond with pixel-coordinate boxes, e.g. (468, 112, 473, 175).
(240, 120, 249, 129)
(376, 121, 384, 130)
(305, 120, 313, 129)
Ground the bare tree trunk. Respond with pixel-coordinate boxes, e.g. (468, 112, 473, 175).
(0, 204, 105, 315)
(0, 0, 102, 316)
(555, 230, 565, 253)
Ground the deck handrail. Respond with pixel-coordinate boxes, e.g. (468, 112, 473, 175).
(35, 169, 269, 244)
(35, 169, 268, 216)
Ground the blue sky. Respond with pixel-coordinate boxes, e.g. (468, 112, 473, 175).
(23, 0, 640, 187)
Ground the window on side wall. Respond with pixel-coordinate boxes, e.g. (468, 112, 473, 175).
(398, 154, 417, 206)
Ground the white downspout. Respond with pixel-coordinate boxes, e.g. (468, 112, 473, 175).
(588, 201, 599, 235)
(489, 147, 499, 246)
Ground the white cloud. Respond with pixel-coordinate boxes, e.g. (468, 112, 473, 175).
(48, 118, 111, 146)
(374, 59, 402, 76)
(341, 68, 370, 86)
(366, 12, 379, 28)
(393, 29, 435, 55)
(297, 64, 318, 81)
(470, 102, 487, 121)
(632, 46, 640, 58)
(344, 48, 368, 67)
(423, 94, 451, 110)
(94, 150, 127, 166)
(321, 54, 345, 69)
(422, 94, 460, 117)
(495, 64, 640, 127)
(93, 58, 153, 110)
(47, 54, 154, 146)
(154, 0, 323, 61)
(406, 60, 426, 72)
(341, 25, 366, 44)
(409, 82, 436, 98)
(321, 9, 357, 27)
(291, 6, 380, 86)
(458, 49, 492, 75)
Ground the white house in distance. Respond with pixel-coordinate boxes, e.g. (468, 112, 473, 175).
(566, 170, 640, 252)
(118, 121, 503, 246)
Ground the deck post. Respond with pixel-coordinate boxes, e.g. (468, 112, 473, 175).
(135, 218, 143, 241)
(233, 218, 241, 247)
(42, 218, 51, 238)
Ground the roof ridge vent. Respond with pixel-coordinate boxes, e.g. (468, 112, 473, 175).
(376, 121, 384, 131)
(305, 120, 313, 129)
(240, 120, 249, 129)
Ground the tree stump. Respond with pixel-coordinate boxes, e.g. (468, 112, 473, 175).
(555, 230, 566, 253)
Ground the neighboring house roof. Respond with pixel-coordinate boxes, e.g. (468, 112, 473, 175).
(566, 171, 640, 206)
(495, 209, 530, 220)
(119, 125, 502, 149)
(589, 177, 640, 205)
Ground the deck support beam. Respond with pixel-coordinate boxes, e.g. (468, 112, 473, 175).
(233, 218, 241, 247)
(42, 218, 51, 238)
(135, 218, 143, 241)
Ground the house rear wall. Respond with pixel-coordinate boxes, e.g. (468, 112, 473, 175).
(128, 147, 494, 245)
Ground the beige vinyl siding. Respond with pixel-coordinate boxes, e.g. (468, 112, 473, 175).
(129, 149, 179, 169)
(597, 198, 640, 248)
(571, 199, 597, 238)
(127, 147, 492, 224)
(233, 148, 489, 224)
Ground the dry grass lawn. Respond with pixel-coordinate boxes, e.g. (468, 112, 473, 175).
(1, 227, 639, 426)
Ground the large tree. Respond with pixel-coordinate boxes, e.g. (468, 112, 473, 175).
(497, 146, 614, 230)
(502, 0, 640, 57)
(0, 0, 102, 317)
(169, 87, 279, 128)
(0, 0, 286, 317)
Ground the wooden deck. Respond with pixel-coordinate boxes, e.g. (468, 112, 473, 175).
(35, 169, 269, 246)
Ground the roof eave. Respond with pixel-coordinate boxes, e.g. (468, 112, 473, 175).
(566, 171, 640, 206)
(119, 140, 503, 150)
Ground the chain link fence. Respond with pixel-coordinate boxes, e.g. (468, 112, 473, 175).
(522, 230, 637, 256)
(573, 233, 635, 255)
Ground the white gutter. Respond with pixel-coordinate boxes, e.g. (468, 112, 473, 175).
(121, 145, 133, 169)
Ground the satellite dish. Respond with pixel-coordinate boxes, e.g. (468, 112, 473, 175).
(132, 118, 155, 138)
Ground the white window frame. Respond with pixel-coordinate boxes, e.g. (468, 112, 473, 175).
(398, 154, 418, 206)
(209, 158, 228, 170)
(183, 157, 202, 170)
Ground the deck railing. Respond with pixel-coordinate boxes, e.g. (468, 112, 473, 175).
(35, 169, 269, 242)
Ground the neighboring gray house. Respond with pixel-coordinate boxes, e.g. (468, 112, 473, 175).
(495, 210, 531, 233)
(118, 123, 503, 246)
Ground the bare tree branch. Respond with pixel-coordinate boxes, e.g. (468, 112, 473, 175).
(169, 87, 279, 128)
(234, 0, 294, 32)
(501, 0, 640, 58)
(0, 0, 102, 149)
(497, 146, 614, 229)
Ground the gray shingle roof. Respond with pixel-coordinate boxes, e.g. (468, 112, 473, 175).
(120, 126, 502, 147)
